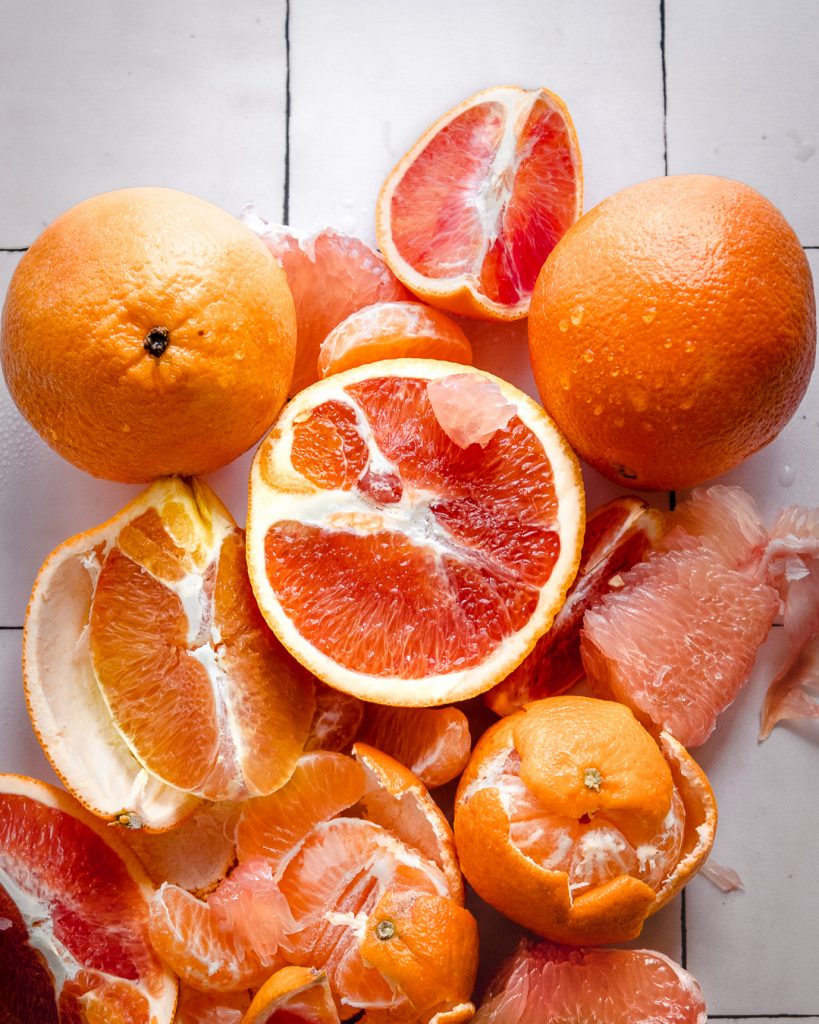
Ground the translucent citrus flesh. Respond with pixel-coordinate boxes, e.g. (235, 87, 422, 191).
(88, 511, 314, 800)
(261, 228, 410, 394)
(305, 682, 364, 753)
(264, 376, 561, 678)
(318, 301, 473, 378)
(474, 940, 706, 1024)
(487, 497, 663, 715)
(389, 94, 580, 306)
(235, 752, 366, 866)
(495, 748, 685, 895)
(174, 984, 251, 1024)
(358, 706, 471, 789)
(0, 791, 166, 1023)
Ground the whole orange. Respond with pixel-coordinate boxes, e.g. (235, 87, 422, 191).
(1, 187, 296, 482)
(529, 175, 816, 490)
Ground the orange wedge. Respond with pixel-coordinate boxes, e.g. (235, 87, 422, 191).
(24, 477, 315, 827)
(376, 86, 582, 320)
(242, 967, 339, 1024)
(358, 705, 471, 789)
(0, 774, 177, 1023)
(318, 301, 473, 378)
(246, 359, 584, 706)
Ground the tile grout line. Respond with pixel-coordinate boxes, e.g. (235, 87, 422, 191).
(659, 0, 668, 175)
(680, 886, 687, 969)
(1, 248, 28, 253)
(282, 0, 291, 225)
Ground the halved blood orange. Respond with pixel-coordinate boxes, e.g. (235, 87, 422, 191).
(242, 211, 411, 394)
(246, 359, 584, 706)
(25, 477, 315, 824)
(376, 86, 582, 320)
(242, 967, 339, 1024)
(473, 939, 706, 1024)
(486, 497, 665, 715)
(317, 301, 473, 378)
(0, 774, 176, 1024)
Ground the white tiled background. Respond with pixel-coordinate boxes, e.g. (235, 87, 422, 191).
(1, 1, 817, 1017)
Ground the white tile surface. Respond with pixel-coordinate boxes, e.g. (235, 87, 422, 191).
(0, 1, 288, 247)
(666, 0, 819, 244)
(287, 0, 664, 241)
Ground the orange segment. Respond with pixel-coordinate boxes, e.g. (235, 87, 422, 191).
(242, 967, 339, 1024)
(376, 87, 582, 319)
(235, 751, 366, 866)
(148, 860, 290, 993)
(175, 985, 252, 1024)
(247, 360, 584, 706)
(305, 682, 365, 753)
(358, 705, 471, 789)
(0, 775, 176, 1024)
(247, 217, 410, 394)
(453, 698, 716, 945)
(85, 477, 315, 800)
(317, 302, 472, 378)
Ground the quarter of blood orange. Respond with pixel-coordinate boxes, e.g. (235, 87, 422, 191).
(246, 359, 584, 706)
(242, 211, 411, 394)
(376, 86, 582, 320)
(152, 749, 478, 1021)
(0, 774, 177, 1024)
(24, 477, 315, 825)
(486, 496, 665, 715)
(473, 939, 706, 1024)
(242, 967, 339, 1024)
(581, 486, 779, 747)
(454, 697, 716, 945)
(317, 301, 473, 378)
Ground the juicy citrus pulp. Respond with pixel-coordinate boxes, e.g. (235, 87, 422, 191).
(246, 359, 584, 705)
(377, 86, 582, 319)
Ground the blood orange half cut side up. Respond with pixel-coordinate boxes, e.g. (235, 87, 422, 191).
(0, 774, 177, 1024)
(246, 359, 585, 706)
(376, 86, 582, 320)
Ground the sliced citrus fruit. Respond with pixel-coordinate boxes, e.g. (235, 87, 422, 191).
(235, 751, 366, 866)
(487, 496, 666, 715)
(453, 697, 716, 945)
(473, 938, 706, 1024)
(353, 744, 463, 901)
(242, 966, 339, 1024)
(0, 774, 176, 1023)
(317, 301, 473, 378)
(149, 858, 291, 992)
(376, 86, 582, 320)
(305, 682, 365, 753)
(123, 801, 239, 897)
(175, 985, 251, 1024)
(581, 486, 779, 747)
(242, 210, 411, 394)
(246, 359, 584, 705)
(358, 705, 471, 788)
(25, 476, 315, 823)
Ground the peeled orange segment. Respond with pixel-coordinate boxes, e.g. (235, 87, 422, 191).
(487, 497, 665, 715)
(473, 939, 706, 1024)
(0, 774, 176, 1024)
(242, 211, 411, 394)
(358, 705, 471, 789)
(122, 801, 239, 897)
(581, 489, 780, 748)
(454, 698, 716, 945)
(376, 86, 582, 320)
(175, 985, 252, 1024)
(235, 751, 366, 865)
(353, 744, 463, 902)
(305, 682, 365, 753)
(247, 359, 584, 706)
(242, 967, 339, 1024)
(317, 301, 473, 378)
(149, 860, 291, 993)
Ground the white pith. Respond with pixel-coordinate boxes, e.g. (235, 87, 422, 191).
(377, 85, 582, 316)
(23, 477, 249, 827)
(0, 775, 177, 1021)
(247, 358, 584, 706)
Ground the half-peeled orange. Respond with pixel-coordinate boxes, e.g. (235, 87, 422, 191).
(246, 359, 584, 705)
(376, 86, 582, 320)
